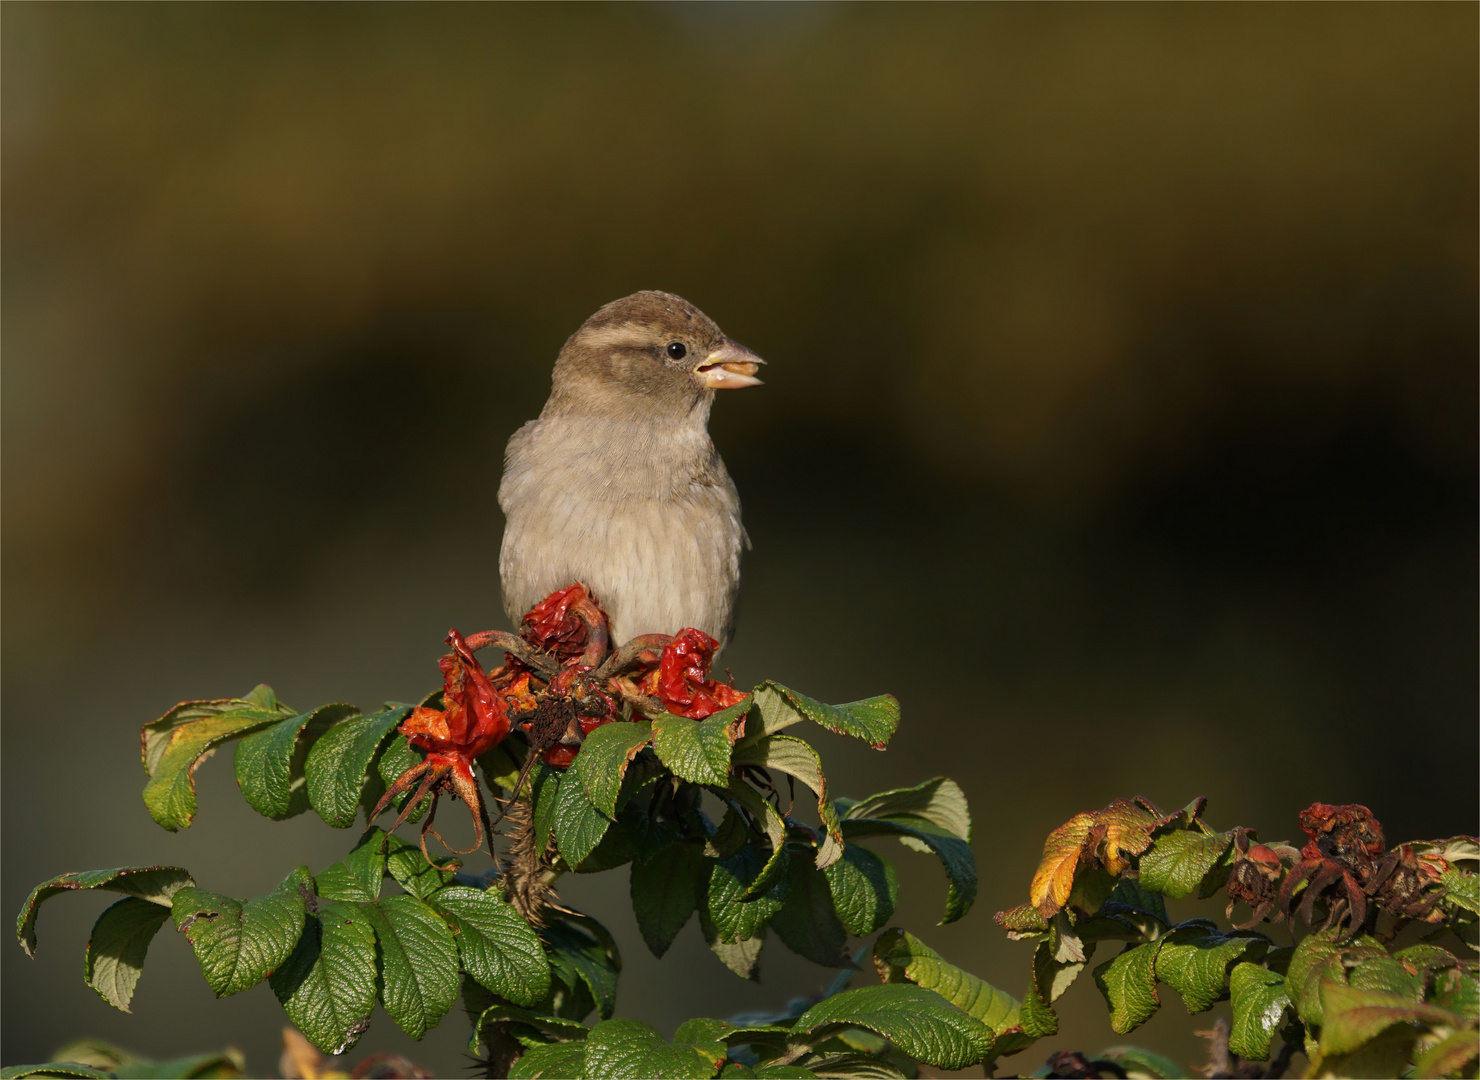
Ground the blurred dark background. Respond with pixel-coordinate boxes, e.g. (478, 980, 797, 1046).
(3, 4, 1475, 1075)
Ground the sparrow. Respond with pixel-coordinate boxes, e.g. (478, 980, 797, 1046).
(498, 290, 764, 652)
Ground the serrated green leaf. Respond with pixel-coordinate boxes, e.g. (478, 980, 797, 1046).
(142, 701, 289, 830)
(468, 999, 589, 1056)
(752, 1068, 815, 1080)
(16, 866, 194, 958)
(838, 778, 970, 842)
(822, 846, 898, 937)
(509, 1040, 589, 1080)
(792, 984, 994, 1070)
(1093, 942, 1162, 1034)
(384, 834, 459, 901)
(1285, 928, 1349, 1026)
(304, 706, 410, 828)
(170, 867, 311, 998)
(582, 1017, 722, 1079)
(1347, 954, 1425, 1001)
(314, 832, 386, 903)
(701, 913, 766, 981)
(872, 929, 1028, 1056)
(532, 765, 561, 854)
(554, 766, 613, 867)
(716, 783, 788, 898)
(631, 842, 705, 958)
(838, 816, 975, 924)
(432, 885, 549, 1006)
(1155, 926, 1261, 1014)
(140, 690, 290, 774)
(707, 845, 788, 944)
(83, 897, 171, 1013)
(1226, 963, 1290, 1061)
(652, 706, 748, 786)
(360, 893, 459, 1039)
(749, 683, 899, 749)
(269, 900, 377, 1055)
(1317, 979, 1459, 1057)
(1137, 830, 1234, 900)
(731, 735, 844, 868)
(0, 1066, 116, 1079)
(1441, 867, 1479, 915)
(1428, 964, 1478, 1016)
(1412, 1027, 1480, 1079)
(771, 858, 850, 968)
(235, 703, 360, 821)
(575, 722, 653, 818)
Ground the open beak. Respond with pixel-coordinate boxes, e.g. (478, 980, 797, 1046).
(697, 340, 766, 390)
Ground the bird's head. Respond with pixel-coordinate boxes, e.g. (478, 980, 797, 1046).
(547, 291, 764, 421)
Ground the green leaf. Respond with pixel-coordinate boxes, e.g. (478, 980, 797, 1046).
(532, 765, 561, 854)
(16, 866, 194, 958)
(872, 929, 1028, 1056)
(731, 735, 844, 868)
(234, 703, 360, 820)
(1440, 866, 1479, 915)
(707, 845, 788, 944)
(1137, 829, 1233, 900)
(140, 689, 290, 774)
(822, 846, 898, 937)
(713, 781, 787, 897)
(544, 919, 620, 1020)
(360, 893, 459, 1039)
(749, 683, 899, 749)
(304, 706, 411, 828)
(269, 900, 377, 1055)
(771, 858, 851, 968)
(83, 897, 172, 1013)
(1285, 927, 1350, 1026)
(630, 841, 705, 958)
(702, 914, 766, 981)
(838, 815, 975, 924)
(1347, 955, 1425, 1001)
(0, 1067, 115, 1079)
(170, 866, 311, 997)
(1154, 925, 1261, 1014)
(838, 778, 970, 842)
(1226, 963, 1290, 1061)
(432, 885, 550, 1006)
(141, 695, 292, 830)
(1317, 979, 1458, 1057)
(384, 834, 460, 901)
(1412, 1027, 1480, 1079)
(583, 1017, 724, 1079)
(651, 705, 748, 786)
(509, 1041, 589, 1080)
(554, 767, 614, 867)
(791, 984, 994, 1070)
(468, 999, 589, 1055)
(314, 832, 386, 903)
(1092, 942, 1161, 1034)
(575, 721, 653, 818)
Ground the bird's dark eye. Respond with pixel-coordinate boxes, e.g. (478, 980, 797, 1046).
(666, 342, 687, 360)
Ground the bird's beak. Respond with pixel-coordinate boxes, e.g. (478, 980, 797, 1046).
(697, 340, 765, 390)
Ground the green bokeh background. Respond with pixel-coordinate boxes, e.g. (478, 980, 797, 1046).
(3, 4, 1475, 1075)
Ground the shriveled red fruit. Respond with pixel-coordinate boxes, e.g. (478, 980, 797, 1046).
(656, 627, 750, 720)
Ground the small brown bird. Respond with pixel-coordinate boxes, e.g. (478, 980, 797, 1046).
(498, 291, 764, 651)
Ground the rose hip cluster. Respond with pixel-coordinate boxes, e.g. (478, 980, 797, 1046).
(371, 583, 748, 857)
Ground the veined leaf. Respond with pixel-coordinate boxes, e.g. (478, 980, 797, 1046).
(873, 929, 1029, 1056)
(707, 845, 788, 945)
(651, 706, 748, 786)
(748, 683, 898, 749)
(543, 919, 620, 1020)
(630, 841, 705, 959)
(823, 845, 898, 937)
(702, 915, 766, 981)
(374, 735, 432, 824)
(575, 722, 653, 818)
(732, 735, 844, 868)
(1138, 829, 1234, 900)
(1092, 941, 1162, 1034)
(1155, 924, 1263, 1014)
(360, 894, 459, 1039)
(304, 706, 411, 829)
(791, 984, 994, 1070)
(270, 900, 377, 1056)
(170, 866, 312, 998)
(715, 780, 789, 896)
(771, 858, 850, 968)
(314, 832, 387, 903)
(554, 766, 613, 867)
(141, 694, 293, 831)
(235, 703, 360, 821)
(1317, 980, 1459, 1057)
(838, 778, 970, 843)
(432, 886, 549, 1007)
(1227, 963, 1290, 1061)
(584, 1017, 725, 1079)
(17, 866, 194, 957)
(839, 816, 975, 924)
(508, 1040, 588, 1080)
(384, 834, 459, 901)
(84, 897, 172, 1013)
